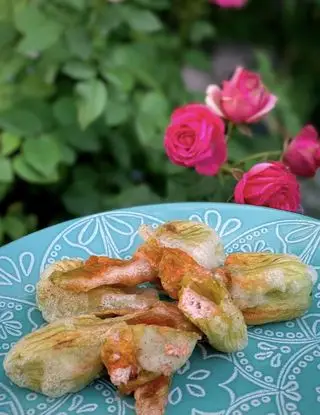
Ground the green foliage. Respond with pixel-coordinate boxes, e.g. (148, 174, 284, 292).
(0, 0, 319, 243)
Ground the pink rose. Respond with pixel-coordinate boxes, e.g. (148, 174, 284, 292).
(234, 161, 301, 212)
(283, 125, 320, 178)
(210, 0, 248, 8)
(206, 66, 277, 124)
(164, 104, 227, 176)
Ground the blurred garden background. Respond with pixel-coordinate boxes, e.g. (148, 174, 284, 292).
(0, 0, 320, 243)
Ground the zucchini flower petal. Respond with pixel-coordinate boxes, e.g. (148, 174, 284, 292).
(49, 254, 157, 293)
(37, 259, 158, 322)
(222, 252, 314, 324)
(3, 315, 125, 397)
(49, 221, 224, 293)
(134, 375, 171, 415)
(101, 322, 200, 391)
(124, 301, 200, 333)
(139, 220, 225, 270)
(178, 272, 248, 353)
(158, 247, 213, 299)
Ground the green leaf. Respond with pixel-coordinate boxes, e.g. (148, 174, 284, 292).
(53, 0, 86, 11)
(0, 156, 13, 183)
(66, 27, 92, 60)
(125, 9, 162, 32)
(56, 141, 76, 165)
(20, 75, 55, 99)
(135, 91, 169, 149)
(184, 49, 211, 71)
(105, 133, 131, 169)
(140, 91, 169, 125)
(0, 22, 16, 49)
(19, 100, 55, 131)
(135, 113, 158, 148)
(103, 184, 161, 210)
(0, 54, 25, 83)
(22, 135, 61, 177)
(75, 79, 108, 130)
(165, 162, 186, 175)
(17, 21, 63, 54)
(105, 100, 130, 127)
(0, 84, 17, 111)
(15, 5, 63, 54)
(227, 139, 249, 161)
(14, 5, 46, 32)
(13, 154, 59, 183)
(62, 61, 96, 80)
(101, 67, 135, 92)
(62, 176, 102, 215)
(59, 125, 101, 152)
(133, 0, 170, 9)
(0, 0, 12, 21)
(53, 97, 77, 126)
(0, 132, 21, 156)
(0, 109, 43, 135)
(190, 21, 216, 44)
(0, 183, 9, 201)
(3, 215, 26, 240)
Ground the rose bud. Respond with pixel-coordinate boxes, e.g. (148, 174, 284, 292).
(283, 125, 320, 177)
(234, 161, 301, 212)
(206, 66, 277, 124)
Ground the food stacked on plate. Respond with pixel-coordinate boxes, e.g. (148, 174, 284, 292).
(3, 221, 316, 415)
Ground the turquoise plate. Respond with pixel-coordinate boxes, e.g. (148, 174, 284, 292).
(1, 202, 320, 415)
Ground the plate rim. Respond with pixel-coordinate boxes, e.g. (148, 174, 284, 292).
(0, 201, 318, 251)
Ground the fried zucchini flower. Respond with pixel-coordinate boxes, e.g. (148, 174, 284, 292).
(139, 220, 225, 270)
(218, 252, 315, 325)
(124, 301, 200, 333)
(134, 375, 171, 415)
(37, 259, 158, 322)
(3, 315, 121, 397)
(157, 247, 213, 299)
(178, 271, 248, 353)
(4, 300, 199, 398)
(49, 220, 224, 293)
(101, 322, 200, 394)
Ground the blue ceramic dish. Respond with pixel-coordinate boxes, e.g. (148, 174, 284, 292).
(0, 203, 319, 415)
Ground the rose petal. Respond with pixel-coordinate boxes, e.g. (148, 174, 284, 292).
(195, 157, 221, 176)
(246, 94, 278, 123)
(298, 125, 318, 141)
(230, 66, 245, 85)
(205, 85, 224, 118)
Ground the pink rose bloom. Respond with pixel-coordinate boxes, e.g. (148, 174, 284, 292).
(206, 66, 278, 124)
(164, 104, 227, 176)
(283, 125, 320, 178)
(210, 0, 248, 8)
(234, 161, 301, 212)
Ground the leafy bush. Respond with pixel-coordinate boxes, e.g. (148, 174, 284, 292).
(0, 0, 319, 242)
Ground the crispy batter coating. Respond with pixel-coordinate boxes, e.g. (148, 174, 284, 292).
(222, 252, 314, 325)
(158, 247, 213, 299)
(179, 271, 248, 353)
(37, 259, 159, 322)
(49, 254, 157, 293)
(134, 376, 170, 415)
(125, 301, 200, 333)
(49, 220, 225, 296)
(101, 323, 200, 393)
(3, 315, 124, 397)
(100, 323, 139, 386)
